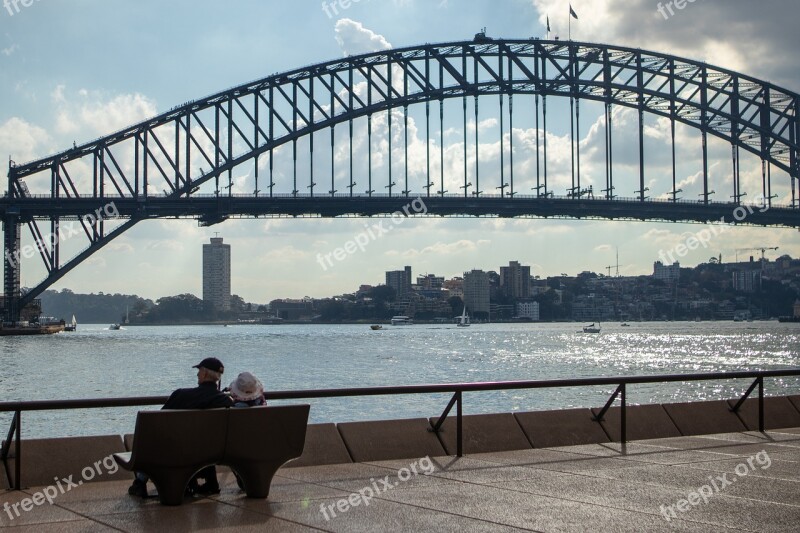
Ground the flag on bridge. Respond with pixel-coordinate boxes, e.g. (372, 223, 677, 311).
(569, 5, 578, 19)
(546, 15, 551, 33)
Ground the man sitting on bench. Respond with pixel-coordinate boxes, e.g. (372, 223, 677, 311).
(128, 357, 233, 498)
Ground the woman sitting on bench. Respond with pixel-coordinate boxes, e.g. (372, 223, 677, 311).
(228, 372, 267, 408)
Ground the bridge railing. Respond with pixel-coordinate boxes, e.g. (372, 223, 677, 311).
(1, 368, 799, 489)
(6, 192, 790, 209)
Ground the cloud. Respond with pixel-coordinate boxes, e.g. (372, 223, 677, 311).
(2, 43, 19, 56)
(55, 90, 158, 138)
(144, 240, 185, 252)
(256, 245, 309, 263)
(0, 117, 50, 164)
(530, 0, 800, 89)
(334, 18, 393, 56)
(391, 239, 490, 258)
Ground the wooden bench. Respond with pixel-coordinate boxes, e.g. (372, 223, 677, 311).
(113, 404, 310, 505)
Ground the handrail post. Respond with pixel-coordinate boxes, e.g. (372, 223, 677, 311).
(456, 390, 462, 457)
(731, 377, 760, 413)
(593, 383, 623, 422)
(14, 410, 21, 490)
(430, 391, 459, 434)
(1, 410, 18, 489)
(758, 376, 764, 433)
(620, 383, 626, 444)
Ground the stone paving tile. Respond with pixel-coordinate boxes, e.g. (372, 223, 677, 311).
(365, 455, 549, 485)
(465, 448, 644, 476)
(268, 495, 530, 533)
(486, 470, 800, 533)
(0, 488, 85, 529)
(376, 477, 709, 532)
(587, 462, 800, 506)
(0, 520, 116, 532)
(91, 503, 315, 533)
(680, 455, 800, 481)
(544, 441, 755, 465)
(275, 461, 448, 493)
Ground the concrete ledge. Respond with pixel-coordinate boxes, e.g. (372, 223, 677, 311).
(591, 404, 681, 441)
(662, 400, 747, 436)
(287, 423, 353, 467)
(515, 408, 610, 448)
(6, 435, 128, 488)
(727, 396, 800, 430)
(789, 395, 800, 413)
(337, 418, 445, 462)
(429, 413, 532, 455)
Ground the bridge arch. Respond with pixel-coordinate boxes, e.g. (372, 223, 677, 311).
(3, 38, 800, 317)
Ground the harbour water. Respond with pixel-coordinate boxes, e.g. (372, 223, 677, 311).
(1, 321, 799, 439)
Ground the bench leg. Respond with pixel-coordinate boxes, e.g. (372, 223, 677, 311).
(148, 470, 196, 506)
(231, 463, 281, 499)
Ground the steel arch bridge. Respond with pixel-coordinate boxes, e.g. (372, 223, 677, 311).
(2, 37, 799, 321)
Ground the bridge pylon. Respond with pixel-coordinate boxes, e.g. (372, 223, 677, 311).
(2, 214, 21, 323)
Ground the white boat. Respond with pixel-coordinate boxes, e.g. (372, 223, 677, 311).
(109, 323, 121, 330)
(583, 323, 601, 333)
(390, 316, 413, 326)
(64, 315, 77, 332)
(457, 307, 471, 327)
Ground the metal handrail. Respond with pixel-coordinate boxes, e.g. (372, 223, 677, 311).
(1, 369, 799, 489)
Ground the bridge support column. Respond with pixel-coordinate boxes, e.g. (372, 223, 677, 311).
(3, 216, 21, 323)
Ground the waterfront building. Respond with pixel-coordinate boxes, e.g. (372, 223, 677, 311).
(417, 273, 445, 289)
(500, 261, 531, 298)
(269, 299, 315, 320)
(443, 277, 463, 299)
(463, 269, 490, 316)
(653, 261, 680, 282)
(516, 301, 540, 321)
(386, 266, 412, 297)
(202, 237, 231, 312)
(732, 270, 761, 292)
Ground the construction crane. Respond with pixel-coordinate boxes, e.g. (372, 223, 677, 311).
(604, 248, 620, 277)
(735, 247, 778, 263)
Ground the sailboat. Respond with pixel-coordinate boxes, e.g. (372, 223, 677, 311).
(64, 315, 77, 332)
(457, 306, 471, 327)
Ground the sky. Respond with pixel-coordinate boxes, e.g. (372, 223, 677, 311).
(1, 0, 799, 303)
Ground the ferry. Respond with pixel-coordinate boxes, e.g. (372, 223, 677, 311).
(390, 316, 414, 326)
(0, 320, 65, 336)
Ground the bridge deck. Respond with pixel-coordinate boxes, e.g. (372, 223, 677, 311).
(2, 428, 798, 531)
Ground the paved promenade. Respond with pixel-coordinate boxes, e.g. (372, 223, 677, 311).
(1, 428, 798, 532)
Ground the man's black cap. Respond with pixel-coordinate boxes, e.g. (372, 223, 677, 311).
(192, 357, 224, 373)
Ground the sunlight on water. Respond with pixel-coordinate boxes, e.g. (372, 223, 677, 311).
(0, 321, 798, 437)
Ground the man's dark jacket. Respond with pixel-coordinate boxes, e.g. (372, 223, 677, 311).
(162, 381, 233, 410)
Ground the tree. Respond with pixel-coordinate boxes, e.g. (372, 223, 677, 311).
(369, 285, 397, 303)
(447, 296, 464, 316)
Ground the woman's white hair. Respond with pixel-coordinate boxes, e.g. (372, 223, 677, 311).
(203, 369, 222, 382)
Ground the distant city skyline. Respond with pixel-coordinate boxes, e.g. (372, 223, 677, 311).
(2, 1, 799, 302)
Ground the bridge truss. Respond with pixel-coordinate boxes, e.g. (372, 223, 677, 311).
(2, 38, 799, 320)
